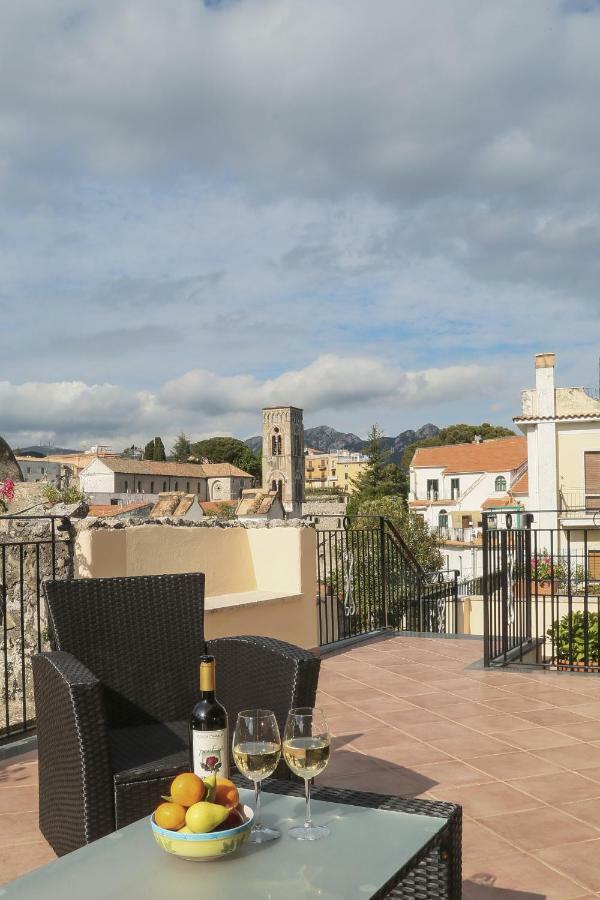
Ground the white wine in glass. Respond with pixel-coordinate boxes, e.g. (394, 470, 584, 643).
(283, 708, 331, 841)
(232, 710, 281, 843)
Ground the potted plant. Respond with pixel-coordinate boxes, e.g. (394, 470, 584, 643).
(530, 552, 566, 595)
(547, 611, 600, 670)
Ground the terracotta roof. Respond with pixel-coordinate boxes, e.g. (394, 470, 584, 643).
(411, 437, 526, 475)
(514, 413, 600, 421)
(199, 500, 237, 514)
(408, 498, 452, 507)
(87, 457, 252, 479)
(150, 492, 205, 518)
(510, 471, 529, 495)
(88, 502, 151, 517)
(236, 489, 280, 517)
(482, 496, 523, 510)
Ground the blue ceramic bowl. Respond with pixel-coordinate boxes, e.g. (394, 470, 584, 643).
(151, 804, 254, 861)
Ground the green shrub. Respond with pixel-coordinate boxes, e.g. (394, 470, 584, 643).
(547, 611, 600, 662)
(42, 484, 87, 506)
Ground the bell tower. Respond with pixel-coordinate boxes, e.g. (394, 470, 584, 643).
(262, 406, 304, 516)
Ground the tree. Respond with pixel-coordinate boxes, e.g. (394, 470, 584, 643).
(171, 432, 191, 463)
(153, 437, 166, 462)
(190, 437, 261, 480)
(347, 425, 408, 514)
(143, 440, 155, 460)
(401, 423, 515, 470)
(354, 495, 443, 573)
(203, 501, 237, 520)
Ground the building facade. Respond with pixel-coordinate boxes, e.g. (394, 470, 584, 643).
(15, 457, 63, 487)
(262, 406, 304, 516)
(304, 449, 368, 493)
(79, 458, 254, 506)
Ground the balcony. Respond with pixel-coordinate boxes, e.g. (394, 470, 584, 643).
(5, 633, 600, 895)
(433, 526, 481, 544)
(560, 487, 600, 519)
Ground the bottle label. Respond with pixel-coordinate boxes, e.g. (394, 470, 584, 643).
(192, 729, 229, 779)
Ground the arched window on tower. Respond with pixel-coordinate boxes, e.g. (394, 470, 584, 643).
(271, 479, 277, 493)
(495, 476, 507, 492)
(271, 432, 282, 455)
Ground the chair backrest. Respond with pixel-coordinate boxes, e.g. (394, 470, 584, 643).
(44, 573, 205, 729)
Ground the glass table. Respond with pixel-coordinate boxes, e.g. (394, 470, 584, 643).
(2, 780, 461, 899)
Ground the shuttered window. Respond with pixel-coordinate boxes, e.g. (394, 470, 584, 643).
(584, 452, 600, 509)
(589, 551, 600, 581)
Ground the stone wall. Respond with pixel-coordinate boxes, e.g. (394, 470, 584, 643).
(302, 495, 348, 529)
(0, 517, 73, 734)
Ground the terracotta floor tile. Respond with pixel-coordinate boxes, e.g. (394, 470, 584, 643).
(559, 797, 600, 828)
(0, 841, 56, 886)
(432, 781, 542, 817)
(346, 726, 417, 751)
(0, 785, 39, 811)
(518, 707, 589, 726)
(468, 751, 561, 780)
(456, 713, 532, 735)
(480, 696, 553, 714)
(535, 839, 600, 892)
(509, 770, 600, 804)
(501, 726, 582, 751)
(369, 742, 453, 767)
(568, 701, 600, 720)
(0, 763, 38, 788)
(320, 749, 374, 777)
(411, 697, 488, 719)
(0, 811, 42, 844)
(433, 732, 513, 760)
(368, 676, 432, 697)
(463, 850, 586, 899)
(326, 711, 381, 734)
(320, 683, 382, 702)
(552, 720, 600, 741)
(478, 805, 599, 851)
(414, 759, 493, 789)
(322, 765, 432, 797)
(534, 742, 600, 771)
(0, 751, 38, 770)
(358, 695, 416, 716)
(402, 719, 475, 744)
(382, 707, 445, 727)
(461, 819, 516, 864)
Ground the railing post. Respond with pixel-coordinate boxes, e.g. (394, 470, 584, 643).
(453, 569, 459, 634)
(482, 513, 490, 666)
(379, 517, 388, 630)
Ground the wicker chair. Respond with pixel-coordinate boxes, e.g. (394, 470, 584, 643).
(32, 573, 320, 857)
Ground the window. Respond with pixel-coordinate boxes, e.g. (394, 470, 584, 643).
(197, 483, 201, 493)
(163, 481, 167, 491)
(427, 479, 439, 500)
(585, 452, 600, 510)
(345, 473, 349, 480)
(26, 467, 30, 474)
(271, 479, 277, 492)
(137, 480, 142, 493)
(331, 469, 336, 477)
(41, 467, 45, 475)
(451, 478, 460, 499)
(174, 482, 179, 491)
(186, 481, 190, 493)
(495, 476, 507, 492)
(438, 509, 448, 528)
(110, 499, 118, 506)
(150, 482, 154, 493)
(124, 480, 129, 492)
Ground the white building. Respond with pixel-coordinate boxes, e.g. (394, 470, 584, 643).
(79, 457, 254, 506)
(15, 457, 63, 487)
(409, 436, 528, 579)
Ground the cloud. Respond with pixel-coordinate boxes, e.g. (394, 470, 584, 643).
(0, 357, 497, 448)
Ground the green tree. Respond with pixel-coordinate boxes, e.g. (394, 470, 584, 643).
(171, 432, 191, 463)
(347, 425, 408, 514)
(143, 440, 155, 460)
(354, 495, 443, 573)
(190, 437, 261, 480)
(401, 423, 515, 470)
(203, 501, 237, 520)
(153, 437, 166, 462)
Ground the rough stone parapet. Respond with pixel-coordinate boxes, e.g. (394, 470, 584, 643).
(75, 516, 313, 532)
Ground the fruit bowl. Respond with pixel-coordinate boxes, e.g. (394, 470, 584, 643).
(151, 804, 254, 861)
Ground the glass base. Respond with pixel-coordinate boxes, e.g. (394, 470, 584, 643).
(288, 823, 330, 841)
(248, 824, 280, 843)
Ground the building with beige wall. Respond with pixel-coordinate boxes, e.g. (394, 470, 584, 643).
(304, 449, 368, 493)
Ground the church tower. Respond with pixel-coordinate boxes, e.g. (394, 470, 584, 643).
(262, 406, 304, 516)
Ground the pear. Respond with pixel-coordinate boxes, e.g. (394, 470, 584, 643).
(178, 826, 193, 834)
(185, 801, 230, 834)
(202, 774, 217, 803)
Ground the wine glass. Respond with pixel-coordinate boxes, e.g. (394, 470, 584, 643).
(232, 709, 282, 843)
(283, 707, 331, 841)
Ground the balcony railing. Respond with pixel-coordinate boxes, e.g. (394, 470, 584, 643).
(433, 526, 480, 543)
(560, 487, 600, 518)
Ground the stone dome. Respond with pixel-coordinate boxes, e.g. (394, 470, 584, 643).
(0, 436, 23, 482)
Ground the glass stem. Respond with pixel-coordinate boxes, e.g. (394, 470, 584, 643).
(254, 780, 262, 829)
(304, 777, 313, 828)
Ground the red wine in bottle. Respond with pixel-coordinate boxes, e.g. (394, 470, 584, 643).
(190, 655, 229, 778)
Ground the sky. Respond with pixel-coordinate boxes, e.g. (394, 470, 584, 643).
(2, 0, 600, 451)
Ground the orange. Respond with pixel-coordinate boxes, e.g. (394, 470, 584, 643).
(214, 777, 239, 809)
(170, 772, 205, 807)
(154, 801, 186, 831)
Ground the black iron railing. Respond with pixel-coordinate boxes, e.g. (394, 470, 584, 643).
(1, 515, 73, 740)
(313, 516, 459, 647)
(483, 510, 600, 669)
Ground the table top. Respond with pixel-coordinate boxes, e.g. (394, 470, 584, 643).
(3, 787, 447, 900)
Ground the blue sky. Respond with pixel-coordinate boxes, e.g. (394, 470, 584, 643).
(1, 0, 599, 450)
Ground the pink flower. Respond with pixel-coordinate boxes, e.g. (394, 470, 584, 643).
(0, 479, 14, 501)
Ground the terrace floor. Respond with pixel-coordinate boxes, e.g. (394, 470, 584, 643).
(4, 635, 600, 897)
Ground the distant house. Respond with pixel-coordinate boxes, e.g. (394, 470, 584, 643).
(304, 449, 368, 493)
(78, 458, 254, 505)
(235, 489, 285, 521)
(15, 456, 63, 487)
(88, 501, 153, 520)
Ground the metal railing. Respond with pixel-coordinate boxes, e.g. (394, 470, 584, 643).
(313, 516, 459, 647)
(1, 515, 73, 741)
(483, 510, 600, 669)
(433, 526, 481, 544)
(560, 488, 600, 518)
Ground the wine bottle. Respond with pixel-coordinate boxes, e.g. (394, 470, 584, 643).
(190, 655, 229, 779)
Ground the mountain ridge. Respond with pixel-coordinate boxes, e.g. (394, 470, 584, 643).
(245, 423, 440, 464)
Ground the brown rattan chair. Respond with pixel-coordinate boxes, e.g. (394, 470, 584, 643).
(32, 573, 320, 856)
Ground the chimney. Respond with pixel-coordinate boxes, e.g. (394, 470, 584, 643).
(535, 352, 556, 417)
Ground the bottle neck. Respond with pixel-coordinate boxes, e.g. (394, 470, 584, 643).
(199, 656, 216, 697)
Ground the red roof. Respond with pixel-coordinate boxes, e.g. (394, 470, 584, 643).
(88, 502, 151, 517)
(412, 437, 527, 475)
(510, 471, 529, 495)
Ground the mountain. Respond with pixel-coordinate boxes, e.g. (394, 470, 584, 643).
(244, 423, 440, 464)
(15, 445, 79, 457)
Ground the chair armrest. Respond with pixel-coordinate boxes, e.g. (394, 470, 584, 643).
(32, 651, 115, 856)
(207, 636, 320, 779)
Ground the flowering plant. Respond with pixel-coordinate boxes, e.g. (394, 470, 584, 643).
(0, 479, 14, 513)
(531, 552, 566, 584)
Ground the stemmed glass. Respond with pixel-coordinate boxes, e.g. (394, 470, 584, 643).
(232, 709, 282, 843)
(283, 707, 331, 841)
